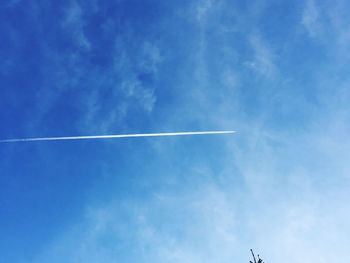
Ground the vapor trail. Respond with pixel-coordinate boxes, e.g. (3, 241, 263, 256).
(0, 131, 235, 143)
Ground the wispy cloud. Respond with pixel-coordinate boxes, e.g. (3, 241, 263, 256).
(31, 182, 242, 263)
(244, 34, 277, 78)
(195, 0, 216, 23)
(302, 0, 322, 38)
(62, 1, 91, 51)
(80, 39, 162, 134)
(23, 4, 164, 136)
(301, 0, 350, 54)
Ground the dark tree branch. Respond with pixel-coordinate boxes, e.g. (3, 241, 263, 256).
(250, 249, 265, 263)
(250, 249, 257, 263)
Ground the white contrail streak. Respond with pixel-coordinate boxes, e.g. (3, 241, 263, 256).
(0, 131, 235, 143)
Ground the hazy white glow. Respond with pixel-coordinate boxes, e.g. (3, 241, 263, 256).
(0, 131, 235, 143)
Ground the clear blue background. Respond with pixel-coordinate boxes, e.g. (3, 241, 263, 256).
(1, 0, 350, 262)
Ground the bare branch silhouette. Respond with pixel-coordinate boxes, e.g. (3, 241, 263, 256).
(250, 249, 265, 263)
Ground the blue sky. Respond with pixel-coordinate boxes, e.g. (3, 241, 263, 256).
(1, 0, 350, 262)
